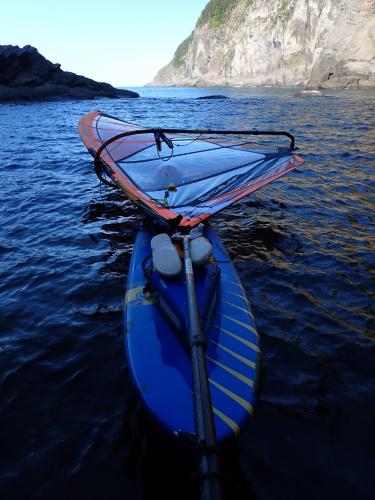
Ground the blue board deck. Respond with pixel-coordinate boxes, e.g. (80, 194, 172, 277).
(124, 224, 261, 442)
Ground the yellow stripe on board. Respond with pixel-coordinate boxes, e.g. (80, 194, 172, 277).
(210, 379, 254, 415)
(212, 323, 260, 352)
(231, 280, 244, 291)
(207, 356, 254, 387)
(227, 289, 251, 305)
(209, 339, 256, 369)
(125, 286, 154, 306)
(218, 313, 258, 338)
(125, 286, 144, 305)
(223, 299, 255, 319)
(225, 290, 255, 319)
(212, 407, 240, 436)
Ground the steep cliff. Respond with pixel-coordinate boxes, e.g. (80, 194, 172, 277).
(151, 0, 375, 88)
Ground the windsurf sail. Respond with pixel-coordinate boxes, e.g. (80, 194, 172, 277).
(78, 111, 303, 227)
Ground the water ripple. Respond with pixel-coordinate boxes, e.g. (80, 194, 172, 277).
(0, 87, 374, 500)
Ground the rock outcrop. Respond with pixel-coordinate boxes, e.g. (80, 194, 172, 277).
(151, 0, 375, 89)
(196, 94, 229, 98)
(0, 45, 139, 101)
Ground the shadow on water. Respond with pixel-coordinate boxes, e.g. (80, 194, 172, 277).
(116, 387, 257, 500)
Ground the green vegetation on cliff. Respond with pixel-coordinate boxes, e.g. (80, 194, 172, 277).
(172, 0, 254, 67)
(197, 0, 243, 28)
(172, 33, 193, 68)
(271, 0, 297, 27)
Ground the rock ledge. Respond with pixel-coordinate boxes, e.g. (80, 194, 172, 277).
(0, 45, 139, 101)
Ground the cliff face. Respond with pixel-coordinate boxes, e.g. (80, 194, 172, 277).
(151, 0, 375, 89)
(0, 45, 139, 101)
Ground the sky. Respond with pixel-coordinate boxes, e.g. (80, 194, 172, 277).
(1, 0, 208, 86)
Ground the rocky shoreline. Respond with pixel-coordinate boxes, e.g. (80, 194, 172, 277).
(0, 45, 139, 102)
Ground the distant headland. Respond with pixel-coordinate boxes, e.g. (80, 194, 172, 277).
(0, 45, 139, 101)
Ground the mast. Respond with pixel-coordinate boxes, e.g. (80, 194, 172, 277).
(182, 235, 223, 500)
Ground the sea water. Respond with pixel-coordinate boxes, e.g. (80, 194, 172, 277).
(0, 87, 374, 500)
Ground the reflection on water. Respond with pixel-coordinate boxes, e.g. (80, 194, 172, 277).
(0, 87, 374, 500)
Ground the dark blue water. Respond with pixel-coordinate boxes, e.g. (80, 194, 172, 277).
(1, 87, 374, 500)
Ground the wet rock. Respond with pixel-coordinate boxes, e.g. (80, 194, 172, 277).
(293, 90, 322, 97)
(196, 95, 229, 99)
(0, 45, 139, 101)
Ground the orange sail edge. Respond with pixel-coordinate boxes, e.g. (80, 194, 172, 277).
(78, 111, 304, 228)
(78, 111, 192, 226)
